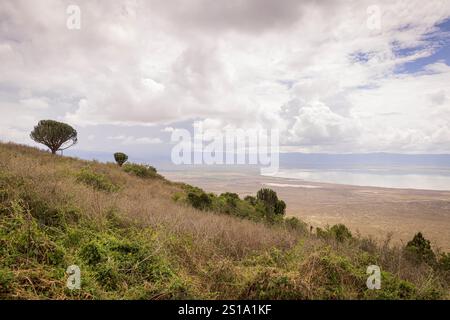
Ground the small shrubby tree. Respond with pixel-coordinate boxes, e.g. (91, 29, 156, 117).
(114, 152, 128, 167)
(329, 224, 352, 242)
(30, 120, 77, 154)
(256, 188, 286, 216)
(405, 232, 436, 264)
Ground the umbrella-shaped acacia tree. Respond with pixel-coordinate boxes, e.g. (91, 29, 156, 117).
(30, 120, 78, 154)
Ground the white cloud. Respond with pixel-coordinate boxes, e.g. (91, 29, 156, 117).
(107, 135, 163, 145)
(287, 101, 360, 147)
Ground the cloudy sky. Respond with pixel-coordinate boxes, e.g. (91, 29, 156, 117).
(1, 0, 450, 160)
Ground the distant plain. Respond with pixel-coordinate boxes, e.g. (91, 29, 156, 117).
(163, 168, 450, 251)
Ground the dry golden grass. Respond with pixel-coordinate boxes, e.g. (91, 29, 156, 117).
(0, 142, 448, 300)
(0, 142, 294, 248)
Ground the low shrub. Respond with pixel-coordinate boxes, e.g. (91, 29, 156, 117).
(437, 253, 450, 271)
(95, 261, 121, 291)
(330, 224, 353, 242)
(187, 191, 213, 211)
(76, 168, 118, 192)
(244, 195, 257, 206)
(365, 271, 417, 299)
(316, 224, 352, 243)
(240, 269, 307, 300)
(1, 200, 66, 267)
(80, 241, 106, 266)
(123, 163, 162, 179)
(284, 217, 308, 233)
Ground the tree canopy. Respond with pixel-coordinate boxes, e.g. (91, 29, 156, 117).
(30, 120, 78, 154)
(114, 152, 128, 166)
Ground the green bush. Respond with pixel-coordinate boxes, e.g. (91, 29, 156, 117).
(76, 168, 118, 192)
(405, 232, 436, 264)
(244, 195, 257, 206)
(365, 271, 418, 299)
(80, 241, 105, 266)
(256, 188, 286, 216)
(316, 224, 352, 243)
(316, 227, 329, 239)
(187, 191, 212, 211)
(437, 253, 450, 271)
(284, 217, 307, 233)
(308, 253, 363, 299)
(123, 163, 161, 179)
(95, 261, 121, 291)
(217, 193, 241, 214)
(220, 192, 239, 205)
(330, 224, 353, 242)
(1, 200, 66, 267)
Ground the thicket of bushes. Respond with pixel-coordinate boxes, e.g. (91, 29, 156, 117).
(174, 185, 306, 231)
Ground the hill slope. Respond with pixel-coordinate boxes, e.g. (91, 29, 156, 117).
(0, 142, 448, 299)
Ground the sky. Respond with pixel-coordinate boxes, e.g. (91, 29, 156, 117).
(1, 0, 450, 162)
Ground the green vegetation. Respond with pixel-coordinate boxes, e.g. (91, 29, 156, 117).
(30, 120, 78, 154)
(177, 185, 290, 225)
(317, 224, 353, 243)
(284, 217, 308, 233)
(405, 232, 436, 264)
(113, 153, 128, 167)
(76, 168, 119, 193)
(123, 163, 162, 179)
(257, 188, 286, 216)
(0, 142, 448, 300)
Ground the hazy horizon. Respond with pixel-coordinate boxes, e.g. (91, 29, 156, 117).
(1, 1, 450, 156)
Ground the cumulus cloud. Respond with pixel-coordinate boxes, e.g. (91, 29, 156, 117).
(1, 0, 450, 153)
(287, 101, 360, 147)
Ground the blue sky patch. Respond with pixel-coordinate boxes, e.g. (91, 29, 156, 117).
(394, 18, 450, 74)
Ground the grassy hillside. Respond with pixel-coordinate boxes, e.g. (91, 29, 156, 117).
(0, 142, 448, 299)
